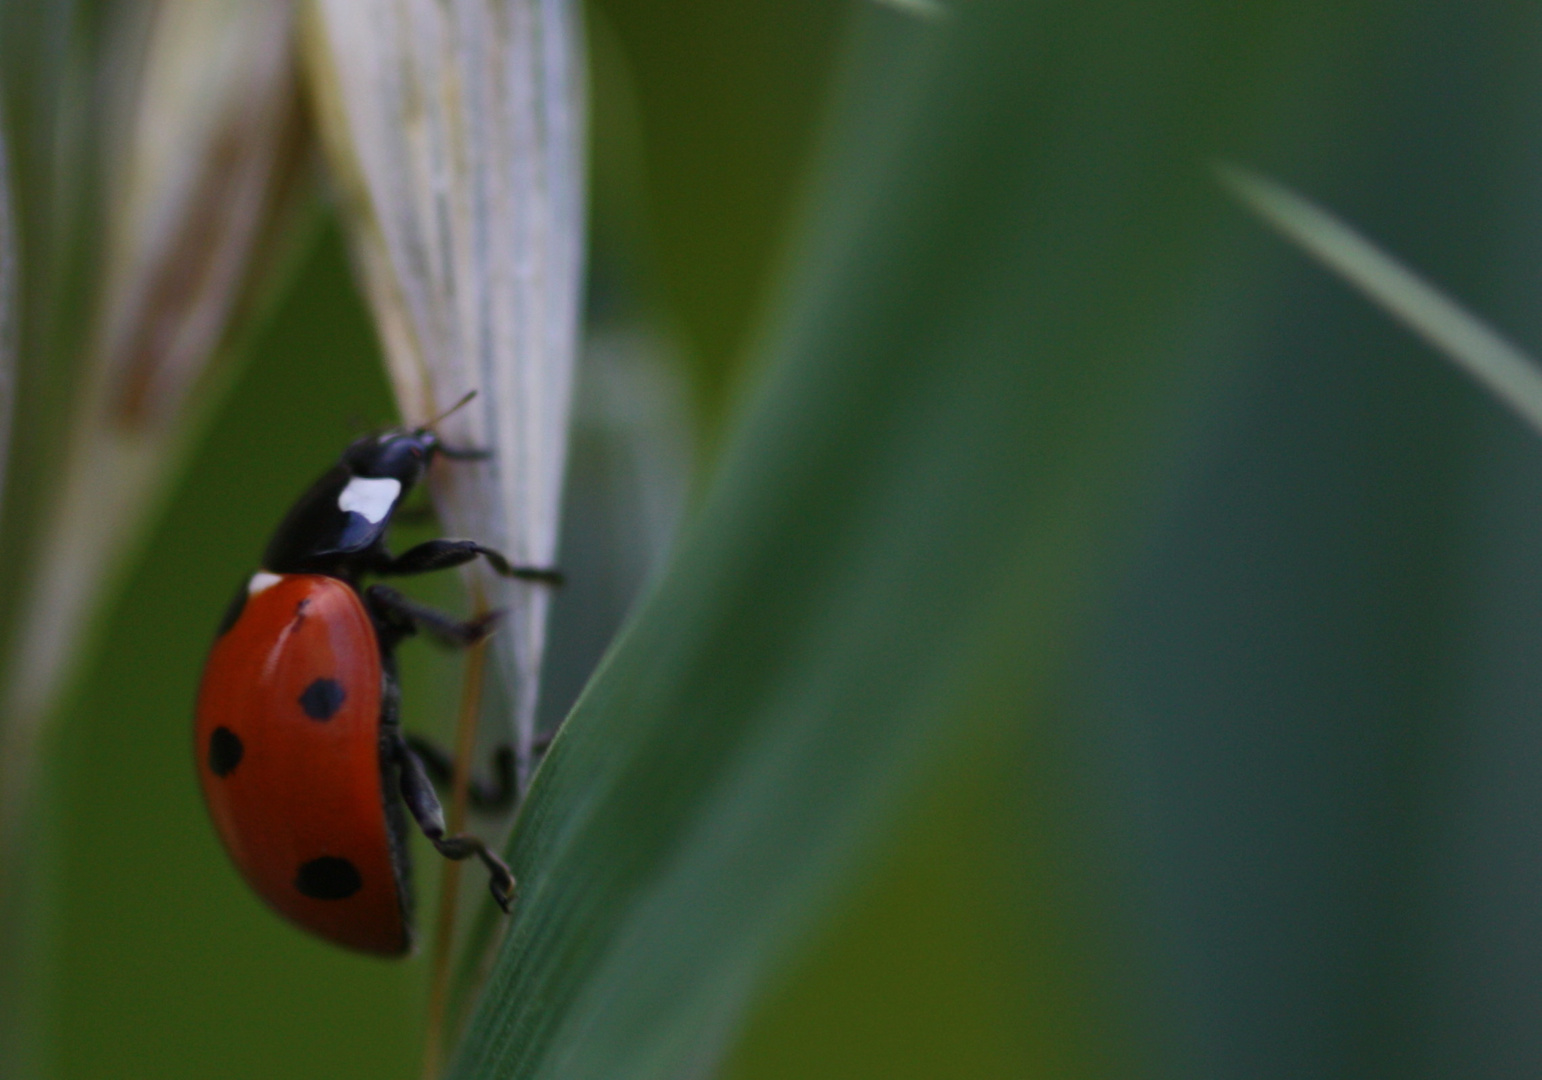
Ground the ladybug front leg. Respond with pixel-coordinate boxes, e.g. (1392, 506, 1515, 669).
(395, 735, 516, 912)
(375, 539, 563, 585)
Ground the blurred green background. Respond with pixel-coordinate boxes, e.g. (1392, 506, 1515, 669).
(9, 0, 1542, 1078)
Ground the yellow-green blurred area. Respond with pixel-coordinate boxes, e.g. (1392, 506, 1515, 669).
(14, 1, 1542, 1079)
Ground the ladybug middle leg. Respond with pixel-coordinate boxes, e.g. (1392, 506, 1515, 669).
(395, 735, 516, 912)
(365, 584, 498, 649)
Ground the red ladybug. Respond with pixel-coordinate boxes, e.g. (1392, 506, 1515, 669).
(194, 424, 558, 955)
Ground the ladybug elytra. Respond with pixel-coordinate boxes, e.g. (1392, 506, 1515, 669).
(194, 421, 558, 955)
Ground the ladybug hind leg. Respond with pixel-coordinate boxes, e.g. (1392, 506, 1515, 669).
(396, 736, 516, 912)
(404, 736, 515, 811)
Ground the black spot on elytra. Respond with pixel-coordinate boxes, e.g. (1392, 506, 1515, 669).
(208, 727, 243, 776)
(294, 856, 362, 900)
(299, 678, 346, 720)
(215, 580, 248, 636)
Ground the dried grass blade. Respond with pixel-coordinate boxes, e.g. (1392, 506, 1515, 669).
(0, 0, 308, 866)
(304, 0, 587, 784)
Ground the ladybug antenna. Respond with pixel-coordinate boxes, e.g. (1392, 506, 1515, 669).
(422, 389, 478, 432)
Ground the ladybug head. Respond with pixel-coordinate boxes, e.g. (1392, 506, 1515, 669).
(343, 429, 439, 485)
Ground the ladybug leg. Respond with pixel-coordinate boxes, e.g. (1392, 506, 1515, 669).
(376, 539, 564, 584)
(403, 736, 515, 811)
(396, 736, 516, 912)
(365, 584, 499, 648)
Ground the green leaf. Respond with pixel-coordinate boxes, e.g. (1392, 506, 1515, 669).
(449, 3, 1328, 1076)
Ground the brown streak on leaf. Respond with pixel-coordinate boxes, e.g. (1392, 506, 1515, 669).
(109, 59, 306, 431)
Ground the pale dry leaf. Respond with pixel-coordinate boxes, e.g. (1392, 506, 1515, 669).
(0, 0, 307, 856)
(305, 0, 587, 785)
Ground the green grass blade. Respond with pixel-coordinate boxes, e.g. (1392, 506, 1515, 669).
(1220, 164, 1542, 436)
(446, 3, 1329, 1077)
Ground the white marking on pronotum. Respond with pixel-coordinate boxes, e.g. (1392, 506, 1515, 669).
(338, 476, 402, 524)
(248, 571, 283, 595)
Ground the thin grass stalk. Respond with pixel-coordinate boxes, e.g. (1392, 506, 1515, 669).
(1221, 164, 1542, 436)
(0, 122, 15, 524)
(424, 612, 491, 1079)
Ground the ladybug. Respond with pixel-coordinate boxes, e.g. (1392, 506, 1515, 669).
(194, 420, 559, 956)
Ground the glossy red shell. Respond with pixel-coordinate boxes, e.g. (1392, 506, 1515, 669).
(195, 573, 409, 955)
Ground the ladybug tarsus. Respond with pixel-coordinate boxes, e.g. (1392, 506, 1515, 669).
(397, 737, 517, 911)
(501, 562, 566, 586)
(453, 543, 559, 582)
(490, 874, 516, 914)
